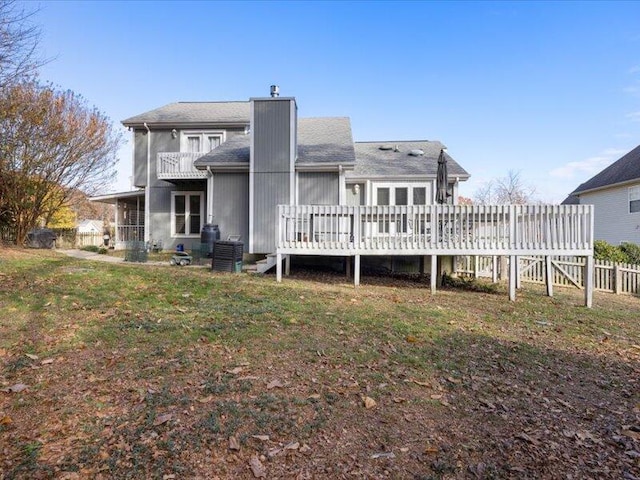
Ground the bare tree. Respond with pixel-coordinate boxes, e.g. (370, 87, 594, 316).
(473, 170, 536, 205)
(0, 82, 121, 244)
(0, 0, 44, 88)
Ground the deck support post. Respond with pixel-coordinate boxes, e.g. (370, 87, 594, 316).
(346, 256, 351, 278)
(509, 255, 517, 301)
(354, 254, 360, 286)
(492, 255, 498, 283)
(430, 255, 437, 294)
(584, 255, 594, 308)
(545, 255, 554, 297)
(515, 256, 521, 289)
(285, 255, 290, 276)
(276, 253, 282, 282)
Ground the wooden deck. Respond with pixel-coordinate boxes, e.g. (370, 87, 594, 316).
(275, 204, 595, 306)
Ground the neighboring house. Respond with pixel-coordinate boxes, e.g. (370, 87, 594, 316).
(563, 144, 640, 245)
(77, 219, 104, 234)
(92, 87, 470, 258)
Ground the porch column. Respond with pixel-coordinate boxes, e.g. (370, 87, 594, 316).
(430, 255, 437, 294)
(545, 255, 554, 297)
(584, 255, 594, 308)
(276, 253, 283, 282)
(509, 255, 517, 301)
(354, 254, 360, 286)
(114, 199, 119, 247)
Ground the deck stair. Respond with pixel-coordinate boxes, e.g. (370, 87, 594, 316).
(256, 254, 277, 274)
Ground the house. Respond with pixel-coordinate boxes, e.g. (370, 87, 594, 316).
(92, 86, 595, 305)
(92, 86, 470, 257)
(563, 144, 640, 245)
(77, 219, 104, 234)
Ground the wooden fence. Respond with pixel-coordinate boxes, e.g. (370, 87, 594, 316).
(455, 255, 640, 296)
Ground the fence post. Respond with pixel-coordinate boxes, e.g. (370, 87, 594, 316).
(584, 255, 594, 308)
(545, 255, 554, 297)
(614, 264, 622, 295)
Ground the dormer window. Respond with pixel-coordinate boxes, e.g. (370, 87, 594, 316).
(180, 130, 226, 153)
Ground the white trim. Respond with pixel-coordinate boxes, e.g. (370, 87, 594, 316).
(370, 181, 432, 206)
(170, 191, 205, 238)
(180, 130, 226, 153)
(339, 165, 346, 205)
(207, 168, 214, 223)
(629, 185, 640, 214)
(289, 99, 296, 206)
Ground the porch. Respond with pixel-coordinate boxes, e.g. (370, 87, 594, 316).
(157, 152, 208, 180)
(275, 204, 595, 306)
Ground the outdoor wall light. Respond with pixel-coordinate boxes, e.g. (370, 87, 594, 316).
(353, 184, 360, 194)
(171, 129, 178, 139)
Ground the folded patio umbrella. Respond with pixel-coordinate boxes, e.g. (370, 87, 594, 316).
(436, 149, 449, 204)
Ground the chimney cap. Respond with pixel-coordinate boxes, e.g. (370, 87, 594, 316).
(270, 85, 280, 97)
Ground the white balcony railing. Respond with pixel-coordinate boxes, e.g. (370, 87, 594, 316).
(157, 152, 208, 180)
(277, 204, 594, 256)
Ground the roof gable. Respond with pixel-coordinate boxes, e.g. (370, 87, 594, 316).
(573, 144, 640, 194)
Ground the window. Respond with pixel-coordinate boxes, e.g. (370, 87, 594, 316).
(630, 186, 640, 214)
(171, 192, 203, 236)
(181, 131, 225, 153)
(373, 184, 429, 234)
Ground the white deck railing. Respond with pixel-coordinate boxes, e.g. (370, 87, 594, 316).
(277, 204, 594, 256)
(157, 152, 208, 180)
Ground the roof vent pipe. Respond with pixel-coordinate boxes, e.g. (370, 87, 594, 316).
(270, 85, 279, 97)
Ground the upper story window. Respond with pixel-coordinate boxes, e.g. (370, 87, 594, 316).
(180, 130, 225, 153)
(629, 185, 640, 213)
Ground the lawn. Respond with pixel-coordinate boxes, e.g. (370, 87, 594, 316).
(0, 248, 638, 479)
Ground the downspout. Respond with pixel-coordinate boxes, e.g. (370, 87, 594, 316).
(144, 122, 151, 243)
(207, 166, 214, 223)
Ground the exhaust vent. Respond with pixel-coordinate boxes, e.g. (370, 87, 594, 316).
(270, 85, 280, 97)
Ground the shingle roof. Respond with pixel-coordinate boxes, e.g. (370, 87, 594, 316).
(297, 117, 355, 164)
(349, 141, 470, 178)
(194, 117, 356, 167)
(572, 144, 640, 194)
(122, 102, 250, 126)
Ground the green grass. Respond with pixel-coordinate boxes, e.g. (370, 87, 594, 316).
(1, 249, 639, 479)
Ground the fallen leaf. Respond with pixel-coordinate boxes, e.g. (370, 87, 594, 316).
(153, 413, 172, 426)
(424, 445, 439, 454)
(622, 430, 640, 441)
(446, 376, 461, 385)
(0, 415, 12, 425)
(227, 367, 244, 375)
(228, 436, 240, 451)
(430, 394, 443, 400)
(25, 353, 39, 360)
(363, 396, 377, 409)
(411, 379, 431, 387)
(252, 435, 270, 441)
(4, 383, 28, 393)
(266, 379, 284, 390)
(249, 455, 266, 478)
(197, 395, 214, 403)
(41, 358, 54, 365)
(299, 443, 311, 453)
(307, 394, 321, 400)
(406, 335, 418, 343)
(284, 441, 299, 450)
(392, 397, 406, 403)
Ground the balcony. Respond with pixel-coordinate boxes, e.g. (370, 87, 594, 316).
(157, 152, 208, 180)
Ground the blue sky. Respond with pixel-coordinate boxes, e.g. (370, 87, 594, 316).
(27, 0, 640, 202)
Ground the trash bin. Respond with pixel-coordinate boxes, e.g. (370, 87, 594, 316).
(201, 224, 220, 258)
(176, 243, 184, 252)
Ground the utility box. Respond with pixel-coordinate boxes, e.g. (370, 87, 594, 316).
(212, 240, 243, 273)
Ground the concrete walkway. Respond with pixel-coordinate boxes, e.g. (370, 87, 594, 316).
(59, 249, 166, 266)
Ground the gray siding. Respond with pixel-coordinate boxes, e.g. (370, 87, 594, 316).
(253, 100, 293, 174)
(133, 129, 180, 188)
(251, 99, 296, 253)
(133, 130, 147, 187)
(580, 183, 640, 244)
(253, 173, 290, 253)
(298, 172, 339, 204)
(213, 173, 249, 244)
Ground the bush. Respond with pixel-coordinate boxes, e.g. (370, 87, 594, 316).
(80, 245, 100, 253)
(620, 242, 640, 266)
(593, 240, 627, 263)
